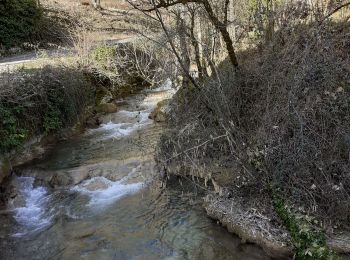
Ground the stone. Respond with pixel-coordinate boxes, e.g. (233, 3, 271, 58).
(86, 117, 101, 128)
(49, 173, 73, 188)
(100, 90, 113, 104)
(149, 99, 171, 123)
(97, 103, 118, 113)
(81, 178, 111, 191)
(73, 227, 96, 239)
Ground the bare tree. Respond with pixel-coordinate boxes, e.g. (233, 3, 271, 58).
(139, 0, 239, 67)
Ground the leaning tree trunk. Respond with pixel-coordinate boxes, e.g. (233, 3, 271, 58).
(202, 0, 239, 67)
(176, 8, 191, 87)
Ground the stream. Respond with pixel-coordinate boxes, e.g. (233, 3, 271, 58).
(0, 84, 271, 260)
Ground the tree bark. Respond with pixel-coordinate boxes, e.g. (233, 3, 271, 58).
(201, 0, 238, 67)
(189, 10, 207, 80)
(176, 8, 191, 87)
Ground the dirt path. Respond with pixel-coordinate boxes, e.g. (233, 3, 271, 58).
(0, 37, 136, 72)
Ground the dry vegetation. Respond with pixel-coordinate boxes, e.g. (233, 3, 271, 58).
(0, 0, 153, 56)
(159, 21, 350, 226)
(136, 0, 350, 258)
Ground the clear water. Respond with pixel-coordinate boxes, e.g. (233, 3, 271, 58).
(0, 85, 271, 260)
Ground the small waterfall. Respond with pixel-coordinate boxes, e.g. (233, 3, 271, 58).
(72, 174, 144, 209)
(12, 177, 52, 237)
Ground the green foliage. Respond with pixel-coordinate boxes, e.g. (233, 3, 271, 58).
(0, 105, 27, 153)
(0, 0, 42, 49)
(43, 83, 65, 133)
(0, 65, 95, 154)
(273, 193, 341, 260)
(43, 105, 63, 134)
(91, 46, 116, 68)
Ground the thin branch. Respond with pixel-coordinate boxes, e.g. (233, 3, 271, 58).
(319, 1, 350, 24)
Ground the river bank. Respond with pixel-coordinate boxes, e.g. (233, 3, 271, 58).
(156, 21, 350, 259)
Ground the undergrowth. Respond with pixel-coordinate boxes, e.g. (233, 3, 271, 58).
(273, 192, 340, 260)
(85, 42, 166, 98)
(0, 65, 94, 153)
(0, 0, 42, 50)
(157, 21, 350, 251)
(0, 106, 28, 152)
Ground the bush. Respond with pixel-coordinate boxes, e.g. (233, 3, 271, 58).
(0, 0, 42, 49)
(86, 42, 164, 98)
(158, 22, 350, 230)
(0, 65, 94, 153)
(0, 105, 27, 152)
(91, 46, 117, 68)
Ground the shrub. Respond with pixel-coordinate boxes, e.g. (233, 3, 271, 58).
(158, 22, 350, 230)
(0, 105, 27, 153)
(0, 65, 94, 153)
(91, 46, 117, 68)
(0, 0, 42, 49)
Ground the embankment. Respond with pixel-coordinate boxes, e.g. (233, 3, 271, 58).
(157, 22, 350, 259)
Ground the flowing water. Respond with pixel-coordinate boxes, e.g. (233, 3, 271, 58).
(0, 84, 271, 260)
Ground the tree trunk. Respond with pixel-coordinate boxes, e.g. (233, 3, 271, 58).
(265, 0, 275, 45)
(202, 0, 239, 67)
(189, 11, 207, 80)
(175, 8, 191, 87)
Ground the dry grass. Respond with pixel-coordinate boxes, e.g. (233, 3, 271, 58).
(41, 0, 145, 44)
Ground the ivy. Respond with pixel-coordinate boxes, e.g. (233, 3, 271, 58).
(273, 192, 341, 260)
(0, 105, 27, 153)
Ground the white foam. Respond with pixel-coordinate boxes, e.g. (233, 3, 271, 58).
(73, 176, 143, 209)
(118, 110, 152, 124)
(12, 177, 52, 237)
(88, 109, 152, 140)
(86, 80, 177, 140)
(97, 122, 145, 140)
(150, 79, 174, 92)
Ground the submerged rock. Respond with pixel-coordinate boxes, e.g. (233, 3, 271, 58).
(79, 177, 111, 191)
(73, 227, 96, 239)
(49, 173, 73, 188)
(85, 117, 101, 128)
